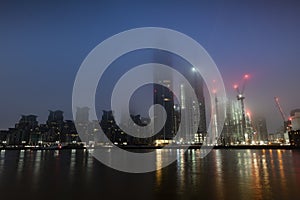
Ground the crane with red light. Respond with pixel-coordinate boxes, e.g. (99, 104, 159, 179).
(234, 74, 250, 142)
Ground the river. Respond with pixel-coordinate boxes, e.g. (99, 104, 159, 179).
(0, 149, 299, 200)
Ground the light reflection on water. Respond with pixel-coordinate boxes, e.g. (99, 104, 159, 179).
(155, 149, 163, 188)
(0, 149, 299, 199)
(153, 149, 300, 200)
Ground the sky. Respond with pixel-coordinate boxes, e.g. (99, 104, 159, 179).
(1, 0, 300, 133)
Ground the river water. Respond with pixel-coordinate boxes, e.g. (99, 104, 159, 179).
(0, 149, 299, 200)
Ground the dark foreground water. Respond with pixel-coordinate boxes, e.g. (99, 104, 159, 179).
(0, 149, 300, 200)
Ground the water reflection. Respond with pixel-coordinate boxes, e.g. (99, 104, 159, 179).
(214, 149, 224, 200)
(155, 149, 163, 188)
(0, 149, 299, 199)
(0, 150, 5, 170)
(176, 149, 185, 193)
(154, 149, 300, 199)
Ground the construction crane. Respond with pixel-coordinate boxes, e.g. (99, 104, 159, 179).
(234, 74, 250, 142)
(274, 97, 287, 122)
(274, 97, 290, 132)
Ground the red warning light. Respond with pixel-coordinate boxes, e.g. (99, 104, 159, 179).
(244, 74, 249, 79)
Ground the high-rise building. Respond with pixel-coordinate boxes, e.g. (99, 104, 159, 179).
(221, 100, 243, 144)
(75, 107, 90, 123)
(153, 81, 175, 141)
(8, 115, 39, 145)
(47, 110, 64, 124)
(152, 50, 176, 142)
(288, 109, 300, 146)
(62, 120, 79, 143)
(46, 110, 64, 143)
(190, 70, 207, 143)
(252, 116, 268, 142)
(0, 130, 8, 145)
(291, 109, 300, 130)
(100, 110, 126, 144)
(75, 107, 90, 143)
(152, 50, 207, 144)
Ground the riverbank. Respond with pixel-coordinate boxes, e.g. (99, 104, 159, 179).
(0, 144, 298, 150)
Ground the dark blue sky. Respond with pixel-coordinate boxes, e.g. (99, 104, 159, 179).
(1, 0, 300, 132)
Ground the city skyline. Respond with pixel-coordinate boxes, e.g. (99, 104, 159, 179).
(1, 0, 300, 133)
(2, 1, 300, 199)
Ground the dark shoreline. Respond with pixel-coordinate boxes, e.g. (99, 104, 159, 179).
(0, 145, 299, 150)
